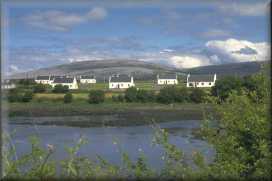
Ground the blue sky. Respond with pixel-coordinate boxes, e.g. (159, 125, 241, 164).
(2, 0, 270, 74)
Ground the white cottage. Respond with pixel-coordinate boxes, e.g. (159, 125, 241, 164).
(109, 75, 134, 89)
(51, 77, 78, 89)
(80, 75, 96, 84)
(35, 75, 51, 84)
(157, 74, 178, 85)
(1, 80, 16, 90)
(186, 74, 216, 88)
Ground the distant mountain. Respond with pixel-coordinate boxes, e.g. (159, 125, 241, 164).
(9, 59, 181, 81)
(9, 59, 267, 81)
(183, 61, 266, 78)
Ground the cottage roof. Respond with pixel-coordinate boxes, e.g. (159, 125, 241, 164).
(53, 77, 74, 84)
(188, 74, 215, 82)
(81, 75, 95, 79)
(158, 74, 177, 79)
(36, 76, 50, 80)
(110, 75, 131, 82)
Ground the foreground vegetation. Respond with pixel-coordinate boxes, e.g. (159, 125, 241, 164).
(3, 65, 271, 179)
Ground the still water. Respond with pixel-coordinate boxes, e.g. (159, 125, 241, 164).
(7, 117, 215, 170)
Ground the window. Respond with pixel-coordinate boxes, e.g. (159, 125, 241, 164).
(189, 83, 193, 87)
(196, 82, 199, 85)
(209, 83, 211, 85)
(201, 83, 204, 85)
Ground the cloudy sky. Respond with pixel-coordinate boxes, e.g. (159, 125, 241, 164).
(2, 0, 270, 75)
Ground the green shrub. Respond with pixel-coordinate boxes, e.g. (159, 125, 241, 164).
(112, 94, 125, 102)
(124, 87, 138, 102)
(7, 89, 21, 102)
(33, 84, 47, 93)
(156, 86, 177, 104)
(88, 90, 105, 104)
(136, 89, 155, 103)
(189, 88, 206, 103)
(64, 93, 73, 103)
(52, 84, 69, 93)
(117, 94, 125, 102)
(21, 91, 34, 102)
(211, 76, 243, 102)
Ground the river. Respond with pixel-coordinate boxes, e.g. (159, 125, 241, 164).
(6, 116, 215, 170)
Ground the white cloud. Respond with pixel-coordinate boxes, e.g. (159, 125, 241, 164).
(168, 55, 210, 69)
(86, 7, 107, 20)
(217, 1, 269, 16)
(23, 7, 107, 31)
(159, 48, 175, 54)
(206, 38, 270, 63)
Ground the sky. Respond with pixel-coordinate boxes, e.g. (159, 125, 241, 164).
(1, 0, 271, 75)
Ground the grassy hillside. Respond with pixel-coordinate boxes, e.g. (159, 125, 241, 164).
(9, 59, 181, 81)
(183, 61, 266, 77)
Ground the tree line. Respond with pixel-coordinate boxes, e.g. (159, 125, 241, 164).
(6, 73, 264, 104)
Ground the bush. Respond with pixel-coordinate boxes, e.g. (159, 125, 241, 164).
(112, 94, 125, 102)
(21, 91, 34, 102)
(211, 76, 243, 102)
(7, 89, 21, 102)
(117, 94, 125, 102)
(33, 84, 47, 93)
(189, 88, 206, 103)
(136, 90, 155, 103)
(176, 87, 189, 103)
(157, 86, 177, 104)
(64, 93, 73, 103)
(124, 87, 138, 102)
(52, 84, 69, 93)
(88, 90, 105, 104)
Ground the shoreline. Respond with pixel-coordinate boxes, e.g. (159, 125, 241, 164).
(6, 102, 216, 127)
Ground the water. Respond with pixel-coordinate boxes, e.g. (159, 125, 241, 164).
(6, 117, 215, 170)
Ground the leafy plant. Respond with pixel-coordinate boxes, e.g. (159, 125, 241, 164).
(88, 90, 105, 104)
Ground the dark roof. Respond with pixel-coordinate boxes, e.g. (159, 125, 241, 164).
(53, 77, 74, 83)
(81, 75, 95, 79)
(110, 75, 132, 82)
(188, 74, 215, 82)
(50, 75, 71, 80)
(158, 74, 177, 79)
(36, 76, 50, 80)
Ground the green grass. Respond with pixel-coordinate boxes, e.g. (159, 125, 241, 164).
(78, 82, 108, 91)
(7, 101, 214, 118)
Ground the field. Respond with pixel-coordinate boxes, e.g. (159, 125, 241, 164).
(6, 101, 215, 120)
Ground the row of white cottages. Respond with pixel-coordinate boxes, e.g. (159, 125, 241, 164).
(34, 74, 217, 90)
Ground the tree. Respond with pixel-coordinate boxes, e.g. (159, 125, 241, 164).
(33, 84, 47, 93)
(202, 66, 271, 179)
(124, 87, 138, 102)
(88, 90, 105, 104)
(189, 88, 206, 103)
(64, 93, 73, 103)
(211, 76, 243, 102)
(52, 84, 69, 93)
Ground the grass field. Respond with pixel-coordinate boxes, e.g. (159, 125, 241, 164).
(6, 101, 215, 118)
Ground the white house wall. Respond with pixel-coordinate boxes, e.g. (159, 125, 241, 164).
(157, 79, 178, 85)
(187, 81, 215, 88)
(80, 79, 96, 84)
(109, 82, 135, 89)
(35, 80, 50, 84)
